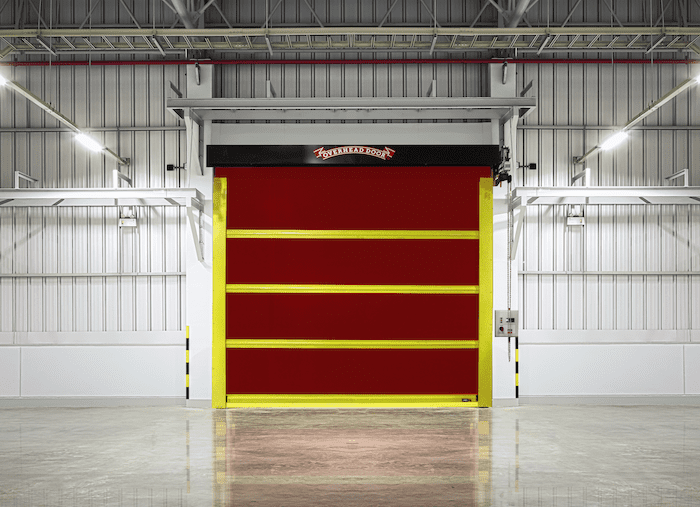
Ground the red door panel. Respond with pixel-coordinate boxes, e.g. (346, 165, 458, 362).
(226, 238, 479, 285)
(218, 166, 491, 230)
(226, 348, 479, 394)
(226, 293, 479, 340)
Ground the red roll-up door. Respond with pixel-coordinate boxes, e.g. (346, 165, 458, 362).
(213, 165, 493, 408)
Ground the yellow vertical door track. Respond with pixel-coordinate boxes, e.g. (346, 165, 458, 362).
(477, 176, 493, 408)
(212, 175, 493, 408)
(212, 178, 228, 409)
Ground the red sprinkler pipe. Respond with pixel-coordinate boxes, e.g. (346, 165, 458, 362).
(1, 58, 698, 67)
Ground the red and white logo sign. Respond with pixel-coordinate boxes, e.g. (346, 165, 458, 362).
(314, 146, 396, 161)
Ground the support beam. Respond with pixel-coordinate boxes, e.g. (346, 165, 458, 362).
(113, 169, 132, 188)
(378, 0, 400, 28)
(301, 0, 324, 28)
(78, 0, 103, 30)
(470, 1, 492, 28)
(15, 170, 39, 188)
(261, 0, 283, 28)
(601, 0, 626, 28)
(170, 0, 196, 29)
(210, 1, 232, 29)
(418, 0, 441, 27)
(560, 0, 582, 27)
(507, 0, 533, 28)
(665, 169, 689, 186)
(1, 27, 700, 39)
(118, 0, 143, 29)
(187, 200, 204, 263)
(35, 35, 56, 55)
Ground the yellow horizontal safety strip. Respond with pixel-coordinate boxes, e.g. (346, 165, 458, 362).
(226, 284, 479, 294)
(227, 229, 479, 240)
(226, 339, 479, 349)
(226, 394, 478, 408)
(516, 373, 520, 386)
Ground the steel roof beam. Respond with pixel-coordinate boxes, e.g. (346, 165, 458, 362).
(507, 0, 533, 28)
(170, 0, 196, 29)
(2, 27, 700, 37)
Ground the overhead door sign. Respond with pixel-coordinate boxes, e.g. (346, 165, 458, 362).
(314, 146, 396, 161)
(206, 144, 500, 167)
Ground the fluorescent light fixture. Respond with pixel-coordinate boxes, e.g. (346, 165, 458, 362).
(75, 133, 104, 152)
(150, 36, 166, 57)
(695, 74, 700, 85)
(429, 34, 438, 55)
(0, 74, 7, 86)
(600, 131, 629, 151)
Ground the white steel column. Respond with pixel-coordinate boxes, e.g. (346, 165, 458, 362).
(185, 64, 215, 406)
(490, 63, 519, 404)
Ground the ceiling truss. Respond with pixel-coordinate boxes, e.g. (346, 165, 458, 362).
(0, 27, 699, 58)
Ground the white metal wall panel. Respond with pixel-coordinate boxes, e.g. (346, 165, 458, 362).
(685, 345, 700, 395)
(0, 348, 20, 396)
(20, 346, 185, 397)
(519, 344, 685, 396)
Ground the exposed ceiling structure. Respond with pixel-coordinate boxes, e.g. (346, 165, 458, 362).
(0, 0, 698, 60)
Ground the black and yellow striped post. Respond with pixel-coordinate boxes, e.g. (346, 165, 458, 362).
(186, 326, 190, 400)
(515, 336, 519, 399)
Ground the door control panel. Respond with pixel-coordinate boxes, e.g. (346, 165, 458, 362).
(494, 310, 519, 337)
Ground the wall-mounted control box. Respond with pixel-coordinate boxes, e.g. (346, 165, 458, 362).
(495, 310, 519, 337)
(119, 218, 137, 228)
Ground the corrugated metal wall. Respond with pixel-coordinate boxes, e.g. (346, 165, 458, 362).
(3, 60, 699, 334)
(1, 0, 699, 337)
(519, 62, 700, 331)
(0, 64, 187, 333)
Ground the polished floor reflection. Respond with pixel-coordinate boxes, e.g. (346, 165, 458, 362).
(1, 405, 699, 506)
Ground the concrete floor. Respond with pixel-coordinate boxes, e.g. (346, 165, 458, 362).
(1, 405, 699, 507)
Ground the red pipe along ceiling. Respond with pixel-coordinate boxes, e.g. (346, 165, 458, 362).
(1, 58, 698, 67)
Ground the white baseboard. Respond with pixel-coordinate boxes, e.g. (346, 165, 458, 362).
(519, 395, 700, 406)
(0, 397, 186, 407)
